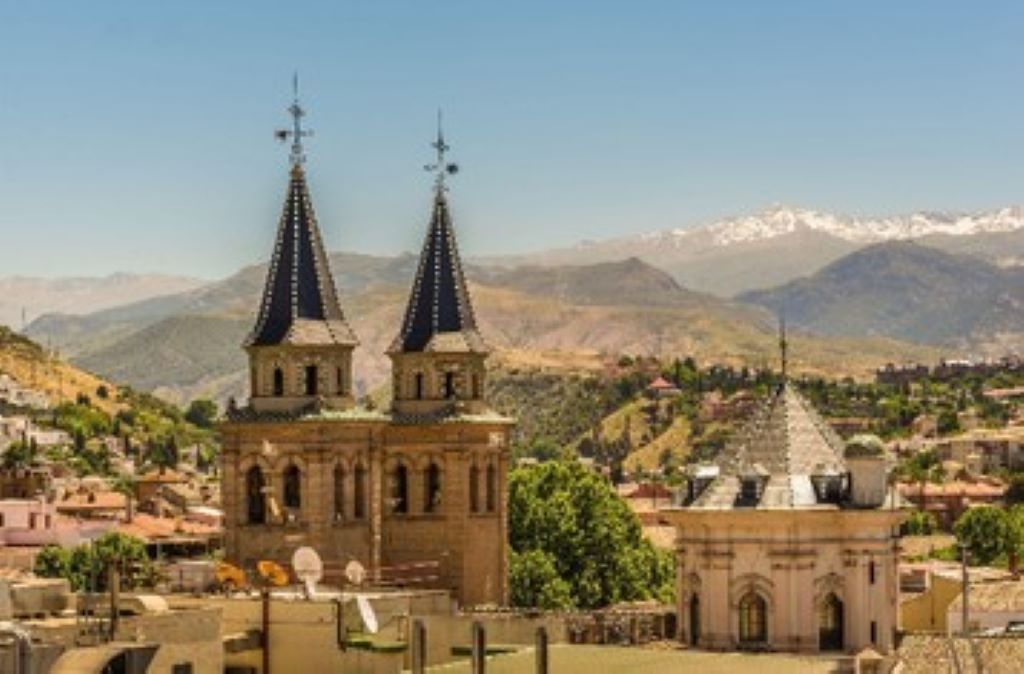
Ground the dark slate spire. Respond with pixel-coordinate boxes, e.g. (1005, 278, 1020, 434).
(391, 120, 486, 353)
(247, 85, 356, 348)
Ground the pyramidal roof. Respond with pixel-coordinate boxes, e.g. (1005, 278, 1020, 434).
(390, 190, 486, 353)
(247, 164, 357, 348)
(692, 383, 848, 509)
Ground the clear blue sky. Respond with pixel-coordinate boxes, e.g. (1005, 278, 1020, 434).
(0, 1, 1022, 278)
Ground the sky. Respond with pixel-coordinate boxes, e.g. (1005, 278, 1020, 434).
(0, 1, 1022, 279)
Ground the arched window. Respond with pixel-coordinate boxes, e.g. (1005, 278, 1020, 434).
(424, 463, 442, 513)
(391, 464, 408, 514)
(469, 465, 480, 513)
(472, 374, 480, 399)
(283, 464, 301, 509)
(689, 593, 701, 646)
(354, 464, 366, 519)
(738, 592, 768, 645)
(305, 365, 318, 396)
(414, 373, 424, 400)
(486, 463, 497, 512)
(444, 372, 456, 399)
(336, 367, 346, 395)
(818, 593, 844, 651)
(246, 466, 266, 524)
(333, 465, 345, 521)
(273, 368, 284, 397)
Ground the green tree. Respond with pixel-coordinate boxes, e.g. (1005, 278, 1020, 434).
(509, 461, 674, 609)
(954, 506, 1012, 565)
(184, 399, 218, 429)
(509, 550, 574, 610)
(33, 533, 153, 591)
(902, 510, 938, 536)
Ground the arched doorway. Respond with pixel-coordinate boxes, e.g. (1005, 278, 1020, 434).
(689, 593, 701, 646)
(245, 466, 266, 524)
(738, 592, 767, 646)
(818, 593, 844, 651)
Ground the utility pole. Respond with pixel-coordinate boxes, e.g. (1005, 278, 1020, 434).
(960, 543, 970, 635)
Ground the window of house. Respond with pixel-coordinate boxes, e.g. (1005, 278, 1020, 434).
(870, 621, 877, 645)
(392, 465, 408, 514)
(415, 373, 424, 400)
(354, 464, 366, 519)
(334, 466, 345, 521)
(337, 367, 345, 395)
(444, 372, 456, 399)
(273, 368, 284, 396)
(868, 560, 876, 585)
(424, 463, 442, 513)
(246, 466, 266, 524)
(738, 592, 768, 645)
(305, 365, 318, 396)
(284, 465, 301, 509)
(486, 463, 497, 512)
(469, 465, 480, 513)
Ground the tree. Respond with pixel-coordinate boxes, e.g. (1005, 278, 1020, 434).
(34, 533, 153, 591)
(184, 399, 218, 429)
(954, 506, 1012, 565)
(508, 461, 674, 609)
(509, 550, 573, 610)
(902, 510, 938, 536)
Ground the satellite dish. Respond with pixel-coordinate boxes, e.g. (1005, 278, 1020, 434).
(345, 560, 366, 587)
(357, 595, 379, 634)
(291, 547, 323, 598)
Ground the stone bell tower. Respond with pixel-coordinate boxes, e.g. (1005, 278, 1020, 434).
(388, 120, 489, 418)
(245, 84, 358, 414)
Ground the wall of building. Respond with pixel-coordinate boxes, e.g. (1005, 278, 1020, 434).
(900, 574, 962, 633)
(668, 509, 903, 654)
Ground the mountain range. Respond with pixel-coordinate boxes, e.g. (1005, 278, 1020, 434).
(486, 204, 1024, 296)
(14, 203, 1024, 406)
(23, 253, 941, 406)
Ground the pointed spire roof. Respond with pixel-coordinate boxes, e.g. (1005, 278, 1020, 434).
(390, 120, 486, 354)
(247, 85, 356, 348)
(690, 384, 848, 509)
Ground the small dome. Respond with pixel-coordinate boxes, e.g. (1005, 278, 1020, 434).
(845, 434, 885, 458)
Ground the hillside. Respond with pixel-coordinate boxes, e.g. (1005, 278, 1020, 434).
(739, 241, 1024, 352)
(0, 326, 121, 415)
(28, 253, 946, 405)
(482, 204, 1024, 296)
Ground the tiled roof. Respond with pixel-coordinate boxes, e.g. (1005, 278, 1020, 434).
(691, 384, 848, 510)
(116, 513, 220, 543)
(898, 481, 1007, 498)
(949, 580, 1024, 613)
(898, 634, 1024, 674)
(55, 490, 126, 512)
(247, 164, 357, 348)
(390, 191, 486, 354)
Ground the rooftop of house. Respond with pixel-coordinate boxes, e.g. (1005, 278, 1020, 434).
(897, 480, 1007, 498)
(949, 579, 1024, 614)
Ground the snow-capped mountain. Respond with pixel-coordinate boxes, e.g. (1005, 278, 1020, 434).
(483, 204, 1024, 297)
(638, 204, 1024, 248)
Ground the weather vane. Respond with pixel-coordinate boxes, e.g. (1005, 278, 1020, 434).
(275, 73, 313, 166)
(425, 110, 459, 191)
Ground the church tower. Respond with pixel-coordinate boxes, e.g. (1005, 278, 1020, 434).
(389, 119, 489, 418)
(245, 84, 358, 414)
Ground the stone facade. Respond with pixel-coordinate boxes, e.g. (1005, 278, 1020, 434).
(220, 113, 513, 607)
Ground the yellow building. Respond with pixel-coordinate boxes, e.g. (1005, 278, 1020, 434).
(220, 97, 513, 607)
(662, 386, 906, 654)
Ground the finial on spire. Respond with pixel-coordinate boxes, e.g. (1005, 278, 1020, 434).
(779, 311, 788, 381)
(275, 72, 314, 166)
(424, 109, 459, 192)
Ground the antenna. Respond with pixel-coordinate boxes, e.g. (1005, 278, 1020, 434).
(275, 72, 314, 166)
(424, 109, 459, 192)
(291, 546, 323, 598)
(345, 560, 366, 587)
(779, 310, 788, 381)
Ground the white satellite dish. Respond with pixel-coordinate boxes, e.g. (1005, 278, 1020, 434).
(345, 560, 366, 587)
(291, 547, 323, 598)
(356, 595, 379, 634)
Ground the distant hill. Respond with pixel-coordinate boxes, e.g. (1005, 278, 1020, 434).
(0, 273, 206, 331)
(26, 254, 943, 405)
(739, 242, 1024, 352)
(483, 204, 1024, 296)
